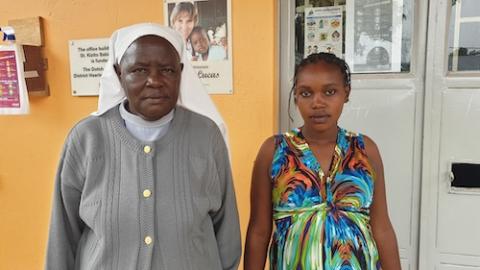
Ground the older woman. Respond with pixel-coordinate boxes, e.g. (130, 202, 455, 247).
(45, 23, 241, 270)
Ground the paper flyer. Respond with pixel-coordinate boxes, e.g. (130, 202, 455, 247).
(304, 6, 344, 58)
(0, 45, 29, 115)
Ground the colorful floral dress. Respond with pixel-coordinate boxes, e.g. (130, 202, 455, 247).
(269, 127, 381, 270)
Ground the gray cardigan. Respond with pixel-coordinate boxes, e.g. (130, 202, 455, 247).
(45, 106, 241, 270)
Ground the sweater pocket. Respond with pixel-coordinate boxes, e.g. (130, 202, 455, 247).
(77, 199, 102, 269)
(189, 155, 212, 213)
(189, 216, 223, 270)
(187, 156, 224, 269)
(79, 199, 101, 236)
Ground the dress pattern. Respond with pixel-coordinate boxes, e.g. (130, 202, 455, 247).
(269, 127, 381, 270)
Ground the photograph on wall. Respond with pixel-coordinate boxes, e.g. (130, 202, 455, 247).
(304, 6, 344, 58)
(345, 0, 403, 73)
(164, 0, 232, 94)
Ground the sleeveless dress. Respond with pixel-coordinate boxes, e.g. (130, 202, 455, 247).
(269, 127, 381, 270)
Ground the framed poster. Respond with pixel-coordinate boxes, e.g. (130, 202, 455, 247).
(164, 0, 233, 94)
(345, 0, 403, 73)
(304, 6, 344, 58)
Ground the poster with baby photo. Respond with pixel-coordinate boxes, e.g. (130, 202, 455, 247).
(164, 0, 233, 94)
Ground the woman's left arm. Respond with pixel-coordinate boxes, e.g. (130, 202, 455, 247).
(364, 135, 402, 270)
(211, 127, 242, 270)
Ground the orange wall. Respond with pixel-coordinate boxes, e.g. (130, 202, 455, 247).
(0, 1, 277, 269)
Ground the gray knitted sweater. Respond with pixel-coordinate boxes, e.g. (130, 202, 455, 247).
(45, 106, 241, 270)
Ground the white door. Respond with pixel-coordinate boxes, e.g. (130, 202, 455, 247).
(420, 0, 480, 269)
(279, 1, 428, 269)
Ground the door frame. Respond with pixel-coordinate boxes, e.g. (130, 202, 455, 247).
(278, 1, 430, 269)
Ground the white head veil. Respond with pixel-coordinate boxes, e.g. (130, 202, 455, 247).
(93, 22, 228, 142)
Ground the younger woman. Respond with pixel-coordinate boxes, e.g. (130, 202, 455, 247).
(245, 53, 401, 270)
(170, 2, 198, 58)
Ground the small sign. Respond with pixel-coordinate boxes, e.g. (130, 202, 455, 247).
(69, 38, 109, 96)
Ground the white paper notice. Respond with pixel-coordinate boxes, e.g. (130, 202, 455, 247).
(345, 0, 403, 73)
(69, 38, 109, 96)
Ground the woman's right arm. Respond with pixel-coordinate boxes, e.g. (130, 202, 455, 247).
(244, 137, 275, 270)
(45, 133, 85, 270)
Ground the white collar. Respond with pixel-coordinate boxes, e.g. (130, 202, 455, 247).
(119, 101, 174, 128)
(119, 101, 174, 142)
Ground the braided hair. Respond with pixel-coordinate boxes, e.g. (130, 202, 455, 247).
(288, 52, 351, 121)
